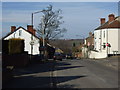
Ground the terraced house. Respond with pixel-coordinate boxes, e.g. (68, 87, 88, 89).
(89, 14, 120, 59)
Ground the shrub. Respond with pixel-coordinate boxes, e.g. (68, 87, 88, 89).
(2, 40, 9, 54)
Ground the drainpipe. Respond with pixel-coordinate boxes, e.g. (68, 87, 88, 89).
(106, 28, 108, 57)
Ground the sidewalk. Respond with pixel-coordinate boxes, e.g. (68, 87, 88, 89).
(89, 56, 119, 70)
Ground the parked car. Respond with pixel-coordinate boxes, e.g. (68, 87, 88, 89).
(53, 53, 63, 61)
(66, 54, 73, 59)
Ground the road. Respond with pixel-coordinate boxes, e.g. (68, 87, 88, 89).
(3, 59, 119, 89)
(55, 59, 118, 88)
(0, 54, 2, 90)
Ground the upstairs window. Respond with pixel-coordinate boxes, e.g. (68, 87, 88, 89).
(19, 30, 22, 36)
(14, 33, 15, 38)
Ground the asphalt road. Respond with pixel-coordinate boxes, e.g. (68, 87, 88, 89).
(0, 54, 2, 90)
(3, 59, 119, 89)
(55, 59, 118, 88)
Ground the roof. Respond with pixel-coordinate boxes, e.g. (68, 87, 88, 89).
(3, 26, 40, 40)
(95, 16, 120, 30)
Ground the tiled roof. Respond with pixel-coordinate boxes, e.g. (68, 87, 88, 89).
(3, 26, 40, 40)
(95, 16, 120, 30)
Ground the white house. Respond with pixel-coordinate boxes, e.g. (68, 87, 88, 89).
(89, 14, 120, 59)
(3, 25, 40, 55)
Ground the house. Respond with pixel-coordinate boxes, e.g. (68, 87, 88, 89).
(3, 25, 40, 55)
(89, 14, 120, 59)
(81, 32, 94, 58)
(74, 43, 83, 58)
(84, 32, 94, 50)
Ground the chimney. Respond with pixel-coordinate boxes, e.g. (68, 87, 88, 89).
(108, 14, 115, 23)
(11, 26, 16, 32)
(89, 32, 92, 37)
(100, 18, 105, 25)
(27, 25, 36, 35)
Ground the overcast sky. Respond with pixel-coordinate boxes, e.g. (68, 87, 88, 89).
(2, 2, 119, 39)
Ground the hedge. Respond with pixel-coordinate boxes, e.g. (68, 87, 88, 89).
(2, 38, 24, 54)
(9, 38, 24, 54)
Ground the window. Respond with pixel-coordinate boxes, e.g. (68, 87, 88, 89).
(103, 43, 106, 49)
(19, 30, 22, 36)
(100, 31, 102, 39)
(104, 31, 105, 38)
(14, 33, 15, 38)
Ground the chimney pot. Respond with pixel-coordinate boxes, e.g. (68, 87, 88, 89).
(11, 26, 16, 32)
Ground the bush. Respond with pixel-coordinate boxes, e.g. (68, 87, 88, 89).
(8, 38, 24, 54)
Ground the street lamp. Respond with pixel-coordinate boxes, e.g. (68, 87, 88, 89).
(31, 10, 45, 59)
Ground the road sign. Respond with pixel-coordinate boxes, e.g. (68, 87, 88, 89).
(39, 46, 46, 51)
(30, 40, 35, 45)
(88, 42, 90, 46)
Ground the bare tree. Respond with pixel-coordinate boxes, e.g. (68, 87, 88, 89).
(36, 5, 67, 41)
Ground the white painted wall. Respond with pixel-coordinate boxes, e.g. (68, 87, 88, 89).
(107, 28, 119, 54)
(88, 51, 107, 59)
(82, 47, 88, 58)
(94, 30, 102, 52)
(94, 28, 120, 55)
(4, 28, 40, 55)
(118, 29, 120, 54)
(92, 28, 120, 59)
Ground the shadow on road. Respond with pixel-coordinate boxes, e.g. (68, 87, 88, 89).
(10, 61, 84, 76)
(55, 66, 84, 71)
(3, 75, 86, 88)
(3, 60, 86, 88)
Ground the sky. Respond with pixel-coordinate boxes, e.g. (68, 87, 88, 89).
(1, 2, 119, 39)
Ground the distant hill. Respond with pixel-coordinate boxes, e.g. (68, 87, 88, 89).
(49, 39, 84, 54)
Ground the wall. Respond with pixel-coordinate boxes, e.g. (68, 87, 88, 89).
(94, 28, 120, 55)
(82, 47, 88, 58)
(88, 51, 107, 59)
(107, 28, 119, 54)
(94, 30, 101, 52)
(4, 28, 40, 55)
(118, 29, 120, 54)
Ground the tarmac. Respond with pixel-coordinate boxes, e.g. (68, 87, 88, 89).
(88, 56, 119, 70)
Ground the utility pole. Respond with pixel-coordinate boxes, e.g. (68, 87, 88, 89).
(31, 13, 34, 55)
(41, 16, 45, 60)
